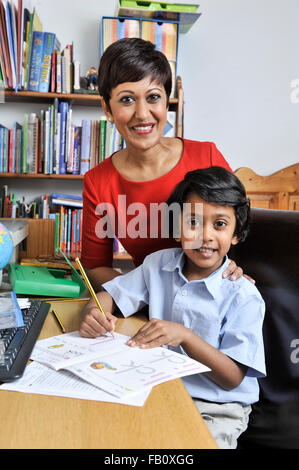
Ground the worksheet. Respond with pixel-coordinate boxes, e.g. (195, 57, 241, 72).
(30, 331, 210, 399)
(0, 361, 151, 406)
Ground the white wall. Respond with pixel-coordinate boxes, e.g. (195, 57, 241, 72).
(178, 0, 299, 174)
(1, 0, 298, 201)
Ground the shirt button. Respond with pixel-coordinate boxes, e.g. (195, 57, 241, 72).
(181, 289, 188, 296)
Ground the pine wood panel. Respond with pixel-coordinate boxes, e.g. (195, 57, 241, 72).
(235, 163, 299, 210)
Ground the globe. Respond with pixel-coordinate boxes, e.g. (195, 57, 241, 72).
(0, 222, 14, 270)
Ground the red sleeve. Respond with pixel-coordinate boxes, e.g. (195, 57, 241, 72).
(210, 142, 233, 172)
(80, 171, 114, 269)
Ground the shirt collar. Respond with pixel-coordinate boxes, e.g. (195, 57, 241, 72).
(162, 249, 230, 299)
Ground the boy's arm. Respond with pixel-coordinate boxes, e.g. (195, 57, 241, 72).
(79, 291, 118, 338)
(181, 329, 248, 390)
(127, 320, 247, 390)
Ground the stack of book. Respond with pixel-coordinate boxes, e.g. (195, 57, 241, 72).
(51, 194, 83, 255)
(0, 99, 130, 175)
(0, 1, 78, 93)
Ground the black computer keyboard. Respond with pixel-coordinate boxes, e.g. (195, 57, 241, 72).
(0, 300, 50, 382)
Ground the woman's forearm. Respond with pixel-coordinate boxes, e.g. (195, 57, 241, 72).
(85, 266, 122, 291)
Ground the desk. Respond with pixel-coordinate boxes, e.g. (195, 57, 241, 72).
(0, 299, 217, 449)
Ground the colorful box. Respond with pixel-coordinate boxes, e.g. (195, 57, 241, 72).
(101, 16, 179, 97)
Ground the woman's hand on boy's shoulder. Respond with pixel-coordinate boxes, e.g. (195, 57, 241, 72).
(223, 259, 255, 284)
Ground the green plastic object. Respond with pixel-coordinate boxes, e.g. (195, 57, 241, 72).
(9, 263, 86, 298)
(119, 1, 198, 13)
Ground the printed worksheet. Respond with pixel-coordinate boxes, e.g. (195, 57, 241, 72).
(30, 331, 210, 399)
(66, 345, 210, 398)
(30, 331, 129, 370)
(0, 361, 151, 406)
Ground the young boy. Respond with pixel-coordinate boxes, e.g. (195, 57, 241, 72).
(79, 167, 266, 449)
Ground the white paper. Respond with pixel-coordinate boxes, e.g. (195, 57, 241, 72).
(30, 331, 210, 399)
(30, 331, 129, 370)
(0, 361, 151, 407)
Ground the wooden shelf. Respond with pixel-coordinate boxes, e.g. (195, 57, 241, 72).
(4, 90, 179, 108)
(0, 172, 83, 179)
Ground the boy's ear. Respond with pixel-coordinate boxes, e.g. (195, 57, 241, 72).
(231, 235, 239, 246)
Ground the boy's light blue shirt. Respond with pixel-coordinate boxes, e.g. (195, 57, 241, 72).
(103, 248, 266, 405)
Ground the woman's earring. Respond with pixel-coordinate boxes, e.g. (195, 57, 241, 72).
(108, 117, 113, 123)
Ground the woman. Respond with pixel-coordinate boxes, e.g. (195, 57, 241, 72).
(80, 38, 246, 291)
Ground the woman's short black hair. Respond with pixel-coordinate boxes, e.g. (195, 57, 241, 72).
(166, 166, 251, 243)
(98, 37, 172, 111)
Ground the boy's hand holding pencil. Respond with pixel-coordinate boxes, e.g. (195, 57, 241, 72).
(76, 257, 117, 338)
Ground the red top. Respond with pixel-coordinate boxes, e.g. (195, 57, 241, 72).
(81, 138, 232, 269)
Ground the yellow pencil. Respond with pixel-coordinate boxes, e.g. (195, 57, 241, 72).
(75, 257, 114, 336)
(52, 309, 66, 333)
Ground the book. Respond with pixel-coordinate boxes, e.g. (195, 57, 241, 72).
(56, 50, 61, 92)
(2, 0, 17, 90)
(24, 7, 42, 90)
(22, 113, 28, 173)
(73, 59, 80, 91)
(29, 331, 209, 400)
(26, 112, 36, 173)
(59, 101, 69, 174)
(51, 195, 83, 208)
(38, 32, 55, 92)
(80, 119, 91, 175)
(99, 116, 106, 162)
(28, 30, 43, 91)
(72, 126, 81, 175)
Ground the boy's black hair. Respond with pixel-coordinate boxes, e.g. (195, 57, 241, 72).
(166, 166, 251, 242)
(98, 37, 172, 111)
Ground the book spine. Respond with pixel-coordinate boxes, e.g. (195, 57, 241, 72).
(56, 50, 61, 93)
(44, 109, 49, 174)
(54, 109, 60, 175)
(22, 114, 28, 173)
(8, 128, 13, 173)
(80, 119, 91, 175)
(39, 32, 55, 92)
(50, 50, 56, 92)
(28, 30, 43, 91)
(0, 127, 3, 172)
(4, 1, 17, 90)
(39, 109, 44, 173)
(73, 126, 81, 175)
(99, 116, 106, 162)
(65, 107, 72, 172)
(51, 192, 83, 200)
(54, 212, 60, 251)
(26, 112, 36, 173)
(32, 115, 38, 173)
(73, 60, 80, 91)
(59, 101, 68, 174)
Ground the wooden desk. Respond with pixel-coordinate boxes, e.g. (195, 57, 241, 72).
(0, 299, 217, 449)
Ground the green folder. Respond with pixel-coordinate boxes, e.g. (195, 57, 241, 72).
(9, 249, 85, 298)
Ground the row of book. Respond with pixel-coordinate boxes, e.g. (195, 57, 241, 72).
(28, 30, 76, 94)
(55, 205, 82, 254)
(0, 0, 78, 93)
(102, 16, 178, 98)
(0, 188, 125, 256)
(0, 191, 82, 218)
(0, 101, 176, 175)
(0, 99, 125, 175)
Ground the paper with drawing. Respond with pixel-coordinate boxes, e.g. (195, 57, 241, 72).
(30, 331, 210, 399)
